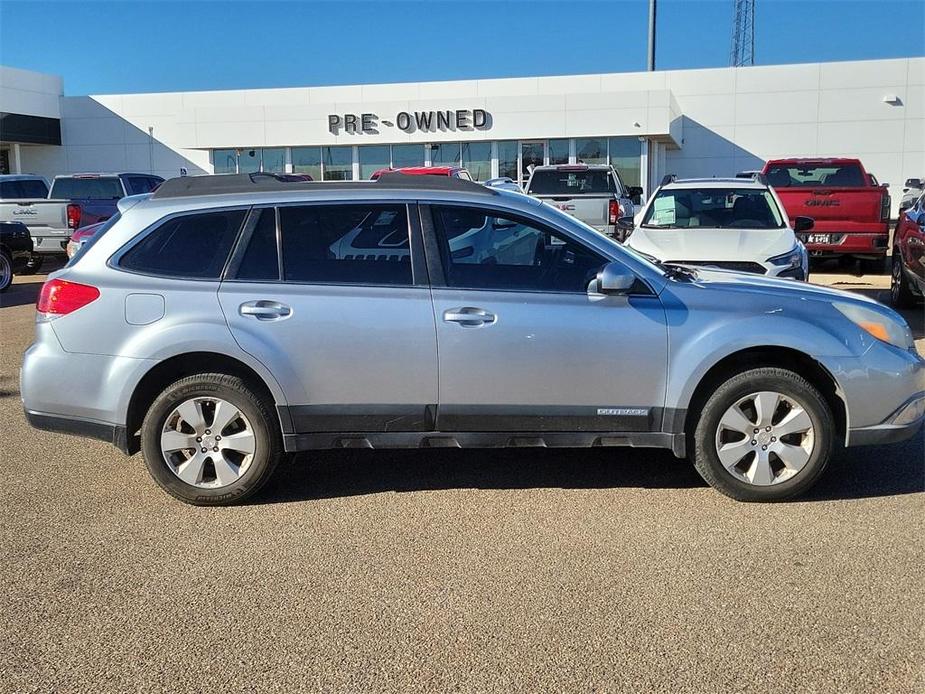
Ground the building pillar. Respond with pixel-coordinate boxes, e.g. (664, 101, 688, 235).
(11, 143, 22, 173)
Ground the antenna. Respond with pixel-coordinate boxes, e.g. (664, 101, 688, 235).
(731, 0, 756, 67)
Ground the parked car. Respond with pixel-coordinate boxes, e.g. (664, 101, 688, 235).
(0, 221, 34, 291)
(626, 176, 811, 280)
(48, 172, 164, 229)
(0, 174, 76, 270)
(66, 221, 106, 259)
(22, 173, 923, 506)
(369, 166, 472, 180)
(524, 164, 642, 242)
(891, 191, 925, 307)
(762, 158, 890, 272)
(899, 177, 924, 215)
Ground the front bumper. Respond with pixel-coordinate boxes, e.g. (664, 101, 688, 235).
(847, 393, 925, 446)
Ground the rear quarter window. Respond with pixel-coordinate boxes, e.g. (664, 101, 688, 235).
(51, 177, 124, 200)
(119, 209, 246, 278)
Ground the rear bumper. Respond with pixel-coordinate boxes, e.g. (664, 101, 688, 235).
(31, 233, 70, 255)
(24, 410, 130, 454)
(801, 232, 889, 258)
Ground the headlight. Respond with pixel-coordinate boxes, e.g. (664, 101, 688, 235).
(768, 246, 803, 268)
(834, 302, 914, 350)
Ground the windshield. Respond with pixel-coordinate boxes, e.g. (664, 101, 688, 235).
(527, 169, 615, 195)
(51, 177, 123, 200)
(641, 188, 784, 229)
(765, 163, 866, 188)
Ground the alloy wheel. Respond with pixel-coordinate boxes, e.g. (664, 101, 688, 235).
(891, 257, 902, 303)
(714, 391, 815, 486)
(0, 253, 11, 290)
(160, 397, 256, 488)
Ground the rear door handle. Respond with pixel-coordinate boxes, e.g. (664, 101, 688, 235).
(240, 300, 292, 321)
(443, 307, 496, 327)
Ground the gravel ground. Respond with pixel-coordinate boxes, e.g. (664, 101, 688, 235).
(0, 267, 922, 693)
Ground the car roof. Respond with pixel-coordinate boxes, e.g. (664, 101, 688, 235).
(765, 158, 861, 166)
(531, 164, 611, 172)
(54, 172, 162, 179)
(662, 177, 768, 190)
(0, 174, 47, 181)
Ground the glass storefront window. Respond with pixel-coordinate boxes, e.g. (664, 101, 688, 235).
(461, 142, 491, 181)
(359, 145, 391, 180)
(323, 146, 353, 180)
(213, 149, 237, 174)
(292, 147, 322, 180)
(575, 138, 607, 166)
(262, 148, 286, 173)
(238, 148, 261, 173)
(608, 137, 642, 187)
(391, 144, 424, 168)
(429, 142, 461, 166)
(497, 141, 518, 180)
(548, 139, 569, 165)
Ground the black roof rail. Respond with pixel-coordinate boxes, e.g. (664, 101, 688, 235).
(660, 174, 677, 186)
(151, 171, 498, 199)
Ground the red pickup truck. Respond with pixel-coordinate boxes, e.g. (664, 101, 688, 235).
(762, 158, 890, 271)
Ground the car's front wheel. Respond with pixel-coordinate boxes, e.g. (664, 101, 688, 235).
(141, 373, 282, 505)
(0, 250, 12, 291)
(692, 367, 834, 501)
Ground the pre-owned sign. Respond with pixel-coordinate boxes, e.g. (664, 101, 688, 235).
(328, 109, 490, 135)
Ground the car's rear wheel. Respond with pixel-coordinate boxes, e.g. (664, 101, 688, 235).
(141, 373, 282, 505)
(891, 252, 918, 308)
(692, 367, 834, 501)
(0, 250, 12, 291)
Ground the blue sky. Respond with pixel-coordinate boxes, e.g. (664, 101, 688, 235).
(1, 0, 922, 95)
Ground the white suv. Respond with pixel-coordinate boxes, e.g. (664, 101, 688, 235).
(627, 176, 811, 280)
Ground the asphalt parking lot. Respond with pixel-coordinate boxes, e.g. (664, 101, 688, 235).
(1, 266, 922, 693)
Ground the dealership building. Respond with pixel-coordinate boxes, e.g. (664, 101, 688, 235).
(1, 57, 922, 213)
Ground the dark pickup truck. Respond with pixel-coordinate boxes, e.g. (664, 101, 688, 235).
(48, 173, 164, 229)
(0, 221, 34, 291)
(762, 158, 890, 272)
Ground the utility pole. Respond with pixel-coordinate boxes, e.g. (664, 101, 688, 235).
(731, 0, 756, 67)
(647, 0, 657, 71)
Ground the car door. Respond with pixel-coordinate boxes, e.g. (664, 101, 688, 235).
(424, 203, 669, 434)
(219, 202, 438, 436)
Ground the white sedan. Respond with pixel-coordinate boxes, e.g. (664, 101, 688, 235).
(626, 176, 810, 280)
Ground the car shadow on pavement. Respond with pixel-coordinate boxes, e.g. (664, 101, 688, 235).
(254, 446, 708, 504)
(0, 278, 43, 308)
(252, 429, 924, 504)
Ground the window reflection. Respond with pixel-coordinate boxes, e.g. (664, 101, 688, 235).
(213, 149, 237, 174)
(462, 142, 491, 181)
(292, 147, 321, 180)
(391, 144, 424, 168)
(262, 148, 286, 173)
(323, 146, 353, 180)
(548, 139, 569, 165)
(608, 137, 642, 187)
(359, 145, 391, 179)
(238, 149, 261, 173)
(430, 143, 461, 166)
(575, 138, 606, 165)
(497, 141, 518, 180)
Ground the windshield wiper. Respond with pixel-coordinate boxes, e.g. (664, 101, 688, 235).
(662, 262, 699, 280)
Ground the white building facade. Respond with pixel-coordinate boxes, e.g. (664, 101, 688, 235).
(1, 57, 922, 213)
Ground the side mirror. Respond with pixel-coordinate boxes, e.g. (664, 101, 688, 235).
(617, 215, 635, 229)
(589, 262, 636, 295)
(793, 216, 814, 233)
(627, 185, 644, 204)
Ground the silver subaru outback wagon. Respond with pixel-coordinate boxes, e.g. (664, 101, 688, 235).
(21, 173, 924, 505)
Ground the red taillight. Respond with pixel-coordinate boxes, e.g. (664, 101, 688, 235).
(36, 279, 100, 316)
(67, 203, 82, 230)
(609, 199, 621, 225)
(881, 193, 891, 222)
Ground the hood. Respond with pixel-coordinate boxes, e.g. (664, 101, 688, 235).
(682, 266, 883, 306)
(628, 226, 795, 262)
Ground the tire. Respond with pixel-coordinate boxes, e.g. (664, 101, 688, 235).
(18, 254, 43, 275)
(0, 250, 12, 292)
(890, 252, 918, 308)
(691, 367, 834, 502)
(140, 373, 282, 506)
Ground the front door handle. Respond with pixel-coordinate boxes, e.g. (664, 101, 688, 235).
(443, 306, 496, 327)
(240, 300, 292, 321)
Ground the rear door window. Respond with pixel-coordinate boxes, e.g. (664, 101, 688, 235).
(119, 209, 246, 278)
(279, 204, 412, 285)
(51, 177, 124, 199)
(0, 179, 49, 199)
(527, 169, 615, 195)
(765, 163, 866, 188)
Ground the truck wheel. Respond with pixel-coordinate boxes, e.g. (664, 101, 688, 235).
(0, 250, 12, 291)
(692, 367, 834, 502)
(891, 252, 918, 308)
(140, 373, 283, 506)
(18, 254, 43, 275)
